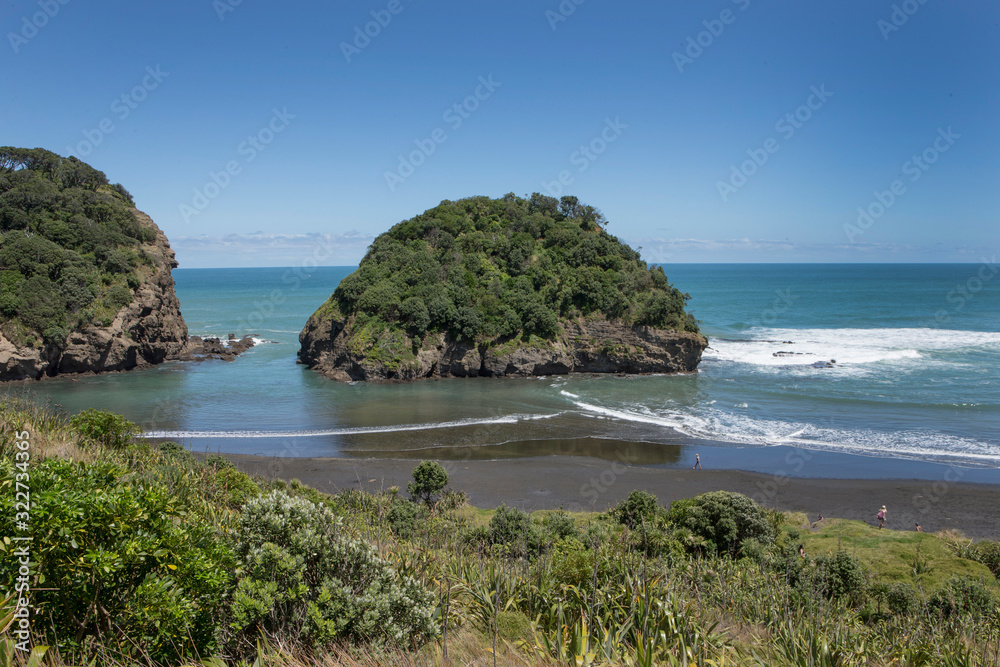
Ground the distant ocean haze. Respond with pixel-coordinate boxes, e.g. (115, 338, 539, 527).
(16, 264, 1000, 472)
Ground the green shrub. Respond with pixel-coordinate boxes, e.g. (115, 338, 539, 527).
(812, 551, 868, 603)
(667, 491, 776, 558)
(928, 576, 998, 618)
(487, 504, 540, 556)
(102, 284, 132, 311)
(226, 491, 436, 654)
(613, 490, 660, 529)
(69, 408, 138, 449)
(437, 488, 468, 511)
(542, 509, 578, 541)
(971, 541, 1000, 580)
(213, 466, 261, 508)
(387, 499, 428, 539)
(883, 582, 919, 615)
(407, 460, 448, 506)
(0, 458, 233, 663)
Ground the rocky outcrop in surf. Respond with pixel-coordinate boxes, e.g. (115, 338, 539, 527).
(299, 312, 706, 382)
(298, 194, 706, 382)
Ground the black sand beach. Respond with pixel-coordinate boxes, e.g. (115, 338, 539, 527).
(216, 443, 1000, 541)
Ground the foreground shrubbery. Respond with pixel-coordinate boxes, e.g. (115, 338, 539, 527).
(2, 399, 1000, 666)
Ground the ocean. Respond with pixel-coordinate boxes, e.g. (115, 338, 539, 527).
(10, 263, 1000, 478)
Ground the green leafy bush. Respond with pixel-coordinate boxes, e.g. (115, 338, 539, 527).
(69, 408, 138, 449)
(407, 460, 448, 506)
(812, 551, 868, 602)
(387, 499, 429, 539)
(0, 458, 233, 663)
(542, 509, 578, 541)
(971, 541, 1000, 580)
(667, 491, 777, 558)
(613, 490, 661, 529)
(928, 576, 999, 618)
(225, 491, 436, 654)
(486, 504, 540, 556)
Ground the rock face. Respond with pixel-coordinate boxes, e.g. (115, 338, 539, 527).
(298, 313, 707, 382)
(0, 210, 189, 381)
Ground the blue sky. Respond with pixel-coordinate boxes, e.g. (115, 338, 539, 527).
(3, 0, 997, 266)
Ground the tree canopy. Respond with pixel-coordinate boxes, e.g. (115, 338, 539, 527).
(319, 193, 698, 343)
(0, 147, 152, 345)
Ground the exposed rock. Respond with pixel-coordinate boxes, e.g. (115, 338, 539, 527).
(299, 313, 707, 382)
(174, 335, 258, 362)
(0, 210, 189, 381)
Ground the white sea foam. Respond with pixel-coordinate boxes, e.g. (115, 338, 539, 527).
(704, 327, 1000, 368)
(567, 398, 1000, 464)
(147, 412, 562, 439)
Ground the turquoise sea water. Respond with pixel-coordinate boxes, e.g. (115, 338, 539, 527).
(10, 263, 1000, 474)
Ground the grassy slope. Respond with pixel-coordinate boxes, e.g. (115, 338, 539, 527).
(3, 397, 999, 666)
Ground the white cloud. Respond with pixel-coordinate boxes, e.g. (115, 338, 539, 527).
(171, 232, 375, 268)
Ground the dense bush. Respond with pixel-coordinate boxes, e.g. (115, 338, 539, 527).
(315, 194, 699, 351)
(542, 509, 579, 541)
(387, 498, 429, 539)
(613, 490, 661, 529)
(971, 540, 1000, 580)
(407, 460, 448, 506)
(0, 147, 155, 339)
(812, 550, 868, 602)
(928, 576, 999, 618)
(69, 408, 139, 449)
(485, 504, 540, 556)
(667, 491, 777, 557)
(0, 458, 233, 663)
(225, 491, 436, 653)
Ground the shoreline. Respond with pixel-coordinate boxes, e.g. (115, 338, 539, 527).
(215, 449, 1000, 541)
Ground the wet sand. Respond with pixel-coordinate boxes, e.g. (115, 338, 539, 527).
(219, 448, 1000, 541)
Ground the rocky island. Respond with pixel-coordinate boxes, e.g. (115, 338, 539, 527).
(299, 194, 707, 381)
(0, 148, 251, 381)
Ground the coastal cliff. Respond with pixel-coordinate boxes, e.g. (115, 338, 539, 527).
(299, 194, 707, 382)
(0, 209, 188, 380)
(299, 312, 706, 382)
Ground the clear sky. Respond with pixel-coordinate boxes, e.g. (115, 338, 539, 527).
(3, 0, 997, 267)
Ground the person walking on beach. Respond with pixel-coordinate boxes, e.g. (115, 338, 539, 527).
(877, 505, 887, 529)
(693, 453, 702, 470)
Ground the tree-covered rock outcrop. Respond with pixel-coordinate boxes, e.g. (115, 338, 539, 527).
(0, 147, 188, 379)
(299, 194, 706, 381)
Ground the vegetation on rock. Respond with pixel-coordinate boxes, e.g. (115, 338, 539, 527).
(311, 194, 699, 351)
(0, 147, 155, 347)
